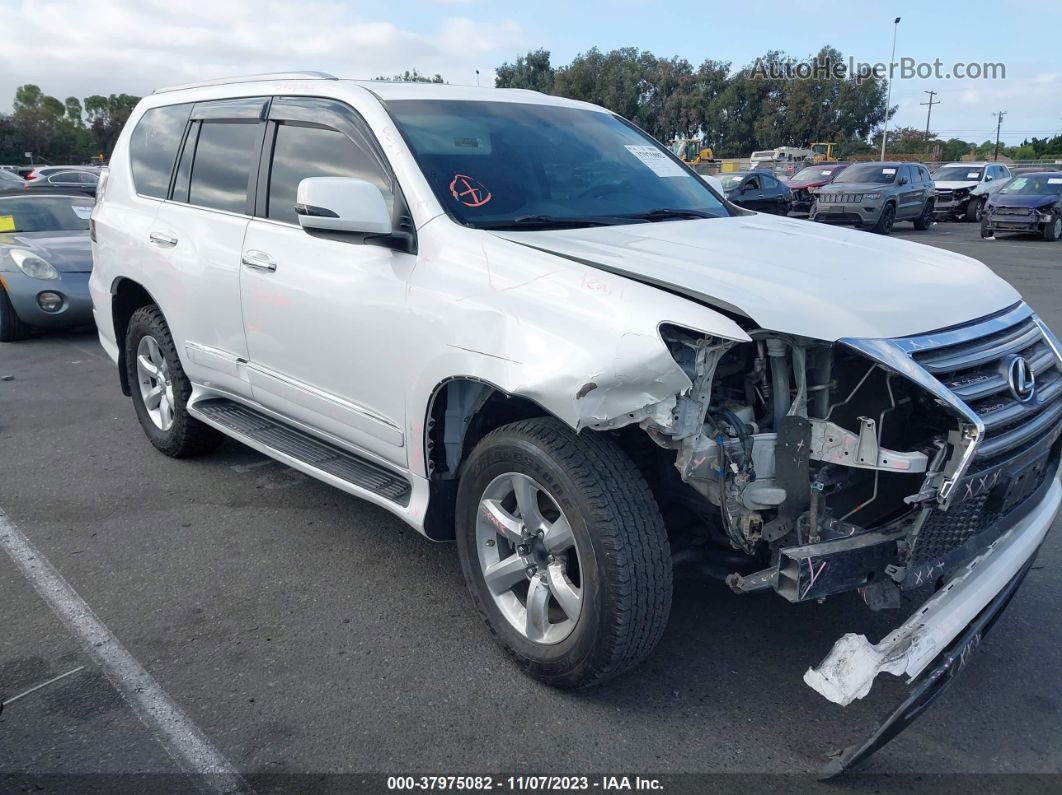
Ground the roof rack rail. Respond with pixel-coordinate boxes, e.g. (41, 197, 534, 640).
(153, 71, 338, 94)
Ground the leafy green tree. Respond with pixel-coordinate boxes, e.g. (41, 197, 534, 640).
(84, 93, 140, 156)
(495, 49, 555, 92)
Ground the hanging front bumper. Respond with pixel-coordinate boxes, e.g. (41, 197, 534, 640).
(804, 461, 1060, 707)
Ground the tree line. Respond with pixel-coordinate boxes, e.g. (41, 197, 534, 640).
(0, 85, 139, 165)
(4, 50, 1060, 166)
(495, 46, 890, 159)
(496, 46, 1062, 162)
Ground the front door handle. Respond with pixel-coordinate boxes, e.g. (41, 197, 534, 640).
(148, 231, 178, 247)
(241, 250, 277, 272)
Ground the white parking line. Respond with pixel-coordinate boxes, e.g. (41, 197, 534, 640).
(0, 507, 249, 794)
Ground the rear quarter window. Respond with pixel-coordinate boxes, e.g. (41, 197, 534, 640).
(129, 103, 193, 199)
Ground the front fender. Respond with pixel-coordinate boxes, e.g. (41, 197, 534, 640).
(403, 223, 750, 477)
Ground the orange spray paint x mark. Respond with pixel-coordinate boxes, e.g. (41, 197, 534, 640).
(449, 174, 492, 207)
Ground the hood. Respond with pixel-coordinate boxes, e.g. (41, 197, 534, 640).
(492, 213, 1019, 341)
(787, 179, 831, 190)
(933, 180, 978, 191)
(0, 230, 92, 273)
(818, 182, 890, 194)
(989, 194, 1058, 209)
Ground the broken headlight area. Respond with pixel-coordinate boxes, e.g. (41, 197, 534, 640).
(629, 310, 1062, 614)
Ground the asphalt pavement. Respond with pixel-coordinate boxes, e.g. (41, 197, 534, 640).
(1, 219, 1060, 792)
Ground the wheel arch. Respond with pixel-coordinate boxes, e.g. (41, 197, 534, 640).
(110, 277, 162, 396)
(422, 376, 563, 540)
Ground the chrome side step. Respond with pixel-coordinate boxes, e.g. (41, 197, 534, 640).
(191, 398, 412, 505)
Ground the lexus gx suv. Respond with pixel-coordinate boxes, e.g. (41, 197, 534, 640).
(91, 73, 1062, 773)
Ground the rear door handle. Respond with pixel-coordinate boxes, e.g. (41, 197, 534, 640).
(241, 250, 277, 272)
(148, 231, 178, 247)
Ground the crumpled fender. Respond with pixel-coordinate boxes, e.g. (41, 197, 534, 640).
(403, 223, 750, 476)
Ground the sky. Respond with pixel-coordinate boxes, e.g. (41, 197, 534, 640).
(0, 0, 1059, 146)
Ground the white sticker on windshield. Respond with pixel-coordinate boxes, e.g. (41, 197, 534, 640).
(821, 170, 832, 175)
(72, 205, 93, 219)
(882, 168, 896, 175)
(967, 172, 980, 179)
(1049, 178, 1062, 185)
(625, 145, 687, 177)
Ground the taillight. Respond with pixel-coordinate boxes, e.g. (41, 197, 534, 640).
(24, 174, 35, 180)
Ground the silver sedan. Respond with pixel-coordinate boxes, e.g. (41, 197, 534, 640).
(0, 191, 95, 341)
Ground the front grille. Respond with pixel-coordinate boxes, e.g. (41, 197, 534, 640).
(995, 207, 1033, 216)
(910, 452, 1051, 564)
(910, 493, 994, 564)
(912, 313, 1062, 462)
(898, 309, 1062, 564)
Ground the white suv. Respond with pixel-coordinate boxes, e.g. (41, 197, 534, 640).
(932, 161, 1012, 222)
(91, 74, 1061, 762)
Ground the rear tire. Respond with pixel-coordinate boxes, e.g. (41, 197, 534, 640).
(125, 305, 223, 457)
(1043, 213, 1062, 242)
(455, 417, 672, 689)
(913, 200, 933, 230)
(872, 203, 895, 235)
(0, 284, 33, 342)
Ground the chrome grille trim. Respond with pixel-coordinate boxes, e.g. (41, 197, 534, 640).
(840, 302, 1062, 509)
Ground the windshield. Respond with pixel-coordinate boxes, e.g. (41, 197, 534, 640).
(0, 195, 93, 233)
(933, 166, 984, 182)
(999, 175, 1062, 196)
(791, 166, 840, 182)
(717, 174, 745, 190)
(833, 164, 898, 184)
(0, 170, 24, 184)
(388, 100, 729, 229)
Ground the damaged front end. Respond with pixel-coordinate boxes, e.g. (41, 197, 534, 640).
(599, 302, 1062, 772)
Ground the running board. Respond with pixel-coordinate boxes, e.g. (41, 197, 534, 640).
(190, 398, 412, 506)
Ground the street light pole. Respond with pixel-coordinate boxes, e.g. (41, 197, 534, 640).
(880, 16, 901, 161)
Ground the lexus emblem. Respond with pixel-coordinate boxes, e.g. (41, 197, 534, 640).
(1008, 356, 1036, 403)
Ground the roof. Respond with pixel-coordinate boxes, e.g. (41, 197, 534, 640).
(150, 72, 605, 111)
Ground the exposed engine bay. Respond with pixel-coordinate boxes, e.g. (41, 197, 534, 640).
(595, 310, 1062, 619)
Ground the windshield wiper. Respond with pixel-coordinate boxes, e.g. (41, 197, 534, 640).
(619, 208, 716, 222)
(475, 214, 637, 230)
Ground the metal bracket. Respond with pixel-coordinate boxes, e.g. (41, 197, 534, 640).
(809, 418, 928, 473)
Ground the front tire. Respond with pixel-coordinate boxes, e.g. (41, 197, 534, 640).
(125, 305, 223, 457)
(872, 203, 895, 235)
(455, 417, 672, 689)
(1043, 213, 1062, 242)
(965, 196, 985, 223)
(0, 284, 33, 342)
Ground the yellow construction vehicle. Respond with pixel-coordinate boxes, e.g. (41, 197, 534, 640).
(671, 138, 716, 166)
(810, 142, 837, 163)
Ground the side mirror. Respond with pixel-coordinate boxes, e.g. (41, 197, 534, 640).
(984, 175, 993, 182)
(296, 177, 392, 235)
(898, 176, 909, 185)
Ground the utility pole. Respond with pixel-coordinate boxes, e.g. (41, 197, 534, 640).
(880, 16, 901, 161)
(920, 90, 939, 144)
(993, 110, 1007, 160)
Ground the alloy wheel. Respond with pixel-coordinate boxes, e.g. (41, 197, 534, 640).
(475, 472, 583, 644)
(136, 335, 175, 431)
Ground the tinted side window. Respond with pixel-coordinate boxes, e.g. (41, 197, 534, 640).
(129, 104, 192, 199)
(266, 123, 391, 224)
(187, 121, 261, 214)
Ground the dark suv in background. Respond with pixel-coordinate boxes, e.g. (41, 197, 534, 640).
(811, 161, 934, 234)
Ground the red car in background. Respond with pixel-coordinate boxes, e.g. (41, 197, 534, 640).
(785, 162, 849, 214)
